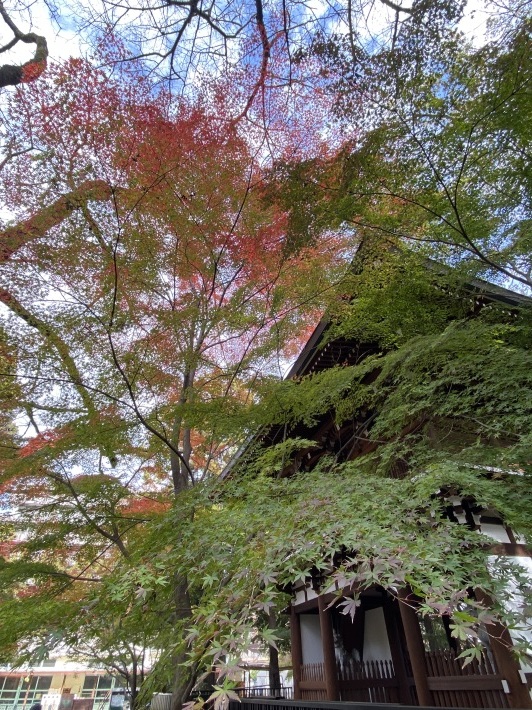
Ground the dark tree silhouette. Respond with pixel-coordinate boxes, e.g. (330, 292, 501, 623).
(0, 1, 48, 87)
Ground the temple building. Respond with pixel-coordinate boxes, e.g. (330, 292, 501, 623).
(251, 259, 532, 709)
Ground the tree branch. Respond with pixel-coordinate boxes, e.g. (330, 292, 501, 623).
(0, 0, 48, 87)
(0, 288, 97, 415)
(0, 179, 115, 263)
(378, 0, 413, 14)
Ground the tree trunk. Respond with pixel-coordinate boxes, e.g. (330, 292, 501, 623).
(170, 575, 195, 710)
(268, 645, 281, 697)
(169, 369, 197, 710)
(129, 660, 138, 710)
(267, 611, 281, 697)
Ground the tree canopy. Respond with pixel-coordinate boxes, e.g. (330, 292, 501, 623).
(0, 1, 531, 709)
(0, 55, 344, 705)
(90, 245, 532, 704)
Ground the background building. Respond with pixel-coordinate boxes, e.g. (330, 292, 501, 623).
(0, 658, 124, 710)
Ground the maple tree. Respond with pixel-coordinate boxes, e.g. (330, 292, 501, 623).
(265, 1, 532, 288)
(0, 1, 530, 708)
(0, 56, 346, 708)
(103, 243, 532, 710)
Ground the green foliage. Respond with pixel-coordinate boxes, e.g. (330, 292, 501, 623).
(125, 263, 530, 672)
(271, 11, 532, 291)
(106, 448, 531, 676)
(1, 8, 531, 700)
(6, 245, 529, 684)
(247, 438, 318, 477)
(256, 367, 358, 428)
(97, 256, 531, 675)
(325, 247, 471, 347)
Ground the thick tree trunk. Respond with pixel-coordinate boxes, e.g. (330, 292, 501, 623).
(170, 653, 195, 710)
(169, 368, 198, 710)
(268, 645, 281, 697)
(170, 575, 195, 710)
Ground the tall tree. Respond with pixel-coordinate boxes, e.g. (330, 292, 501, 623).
(0, 57, 344, 708)
(1, 1, 530, 706)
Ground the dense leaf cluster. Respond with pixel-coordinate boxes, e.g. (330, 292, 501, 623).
(96, 255, 532, 692)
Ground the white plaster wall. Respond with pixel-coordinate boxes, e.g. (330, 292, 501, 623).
(300, 615, 324, 664)
(293, 583, 318, 606)
(480, 522, 511, 543)
(363, 608, 392, 662)
(294, 589, 307, 606)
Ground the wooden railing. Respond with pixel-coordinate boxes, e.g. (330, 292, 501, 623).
(424, 650, 508, 709)
(339, 658, 403, 704)
(298, 650, 511, 709)
(236, 687, 294, 700)
(229, 696, 515, 710)
(299, 660, 413, 703)
(300, 663, 326, 701)
(231, 699, 416, 710)
(300, 661, 409, 704)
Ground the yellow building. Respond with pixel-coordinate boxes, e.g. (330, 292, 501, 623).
(0, 659, 122, 710)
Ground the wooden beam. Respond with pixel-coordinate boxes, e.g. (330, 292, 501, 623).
(383, 596, 413, 704)
(490, 543, 531, 557)
(318, 595, 340, 701)
(290, 606, 303, 700)
(397, 589, 434, 707)
(476, 589, 532, 709)
(426, 676, 504, 691)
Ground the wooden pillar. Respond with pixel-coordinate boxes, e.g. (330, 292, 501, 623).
(290, 605, 303, 700)
(398, 588, 433, 707)
(383, 596, 412, 705)
(318, 595, 340, 700)
(476, 589, 532, 709)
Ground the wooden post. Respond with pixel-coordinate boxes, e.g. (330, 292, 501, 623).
(318, 595, 340, 700)
(398, 588, 434, 707)
(383, 596, 412, 704)
(476, 589, 532, 709)
(290, 605, 303, 700)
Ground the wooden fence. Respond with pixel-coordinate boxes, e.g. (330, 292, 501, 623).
(338, 658, 401, 704)
(298, 649, 510, 709)
(300, 664, 327, 701)
(235, 688, 294, 700)
(424, 650, 508, 709)
(300, 660, 405, 704)
(229, 696, 515, 710)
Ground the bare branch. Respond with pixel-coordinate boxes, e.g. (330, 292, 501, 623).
(378, 0, 413, 14)
(0, 0, 48, 87)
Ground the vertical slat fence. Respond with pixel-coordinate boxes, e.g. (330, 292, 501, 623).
(300, 663, 327, 701)
(424, 649, 509, 709)
(230, 695, 515, 710)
